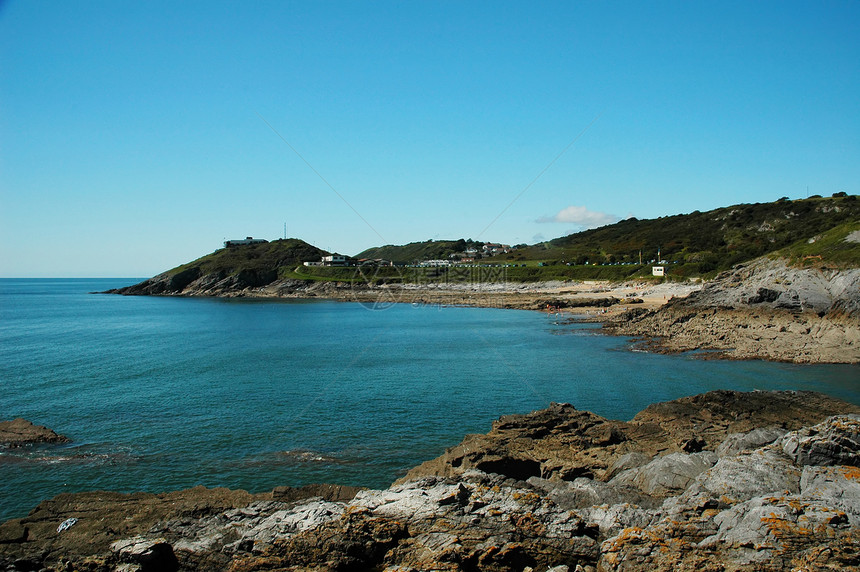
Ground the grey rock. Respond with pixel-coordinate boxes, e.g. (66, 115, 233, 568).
(111, 536, 179, 571)
(578, 502, 655, 538)
(608, 257, 860, 363)
(685, 258, 860, 315)
(603, 451, 652, 481)
(781, 414, 860, 466)
(799, 465, 860, 526)
(610, 451, 718, 497)
(716, 426, 788, 457)
(5, 391, 860, 572)
(527, 476, 655, 510)
(683, 447, 801, 503)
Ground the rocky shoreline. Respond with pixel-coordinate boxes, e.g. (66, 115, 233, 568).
(2, 390, 859, 571)
(604, 258, 860, 364)
(104, 274, 695, 314)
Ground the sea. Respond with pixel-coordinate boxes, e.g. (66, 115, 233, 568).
(1, 278, 858, 522)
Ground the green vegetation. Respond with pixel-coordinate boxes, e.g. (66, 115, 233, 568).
(356, 239, 483, 264)
(503, 264, 652, 282)
(775, 221, 860, 268)
(487, 195, 859, 275)
(169, 238, 327, 278)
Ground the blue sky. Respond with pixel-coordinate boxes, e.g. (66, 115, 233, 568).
(1, 1, 858, 277)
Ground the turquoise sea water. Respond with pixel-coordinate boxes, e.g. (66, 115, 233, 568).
(1, 278, 858, 521)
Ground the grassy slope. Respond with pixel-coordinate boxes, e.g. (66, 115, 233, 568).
(355, 240, 470, 264)
(774, 220, 860, 268)
(488, 196, 860, 276)
(169, 239, 327, 279)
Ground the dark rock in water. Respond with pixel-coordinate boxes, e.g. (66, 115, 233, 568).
(1, 391, 859, 572)
(0, 419, 69, 447)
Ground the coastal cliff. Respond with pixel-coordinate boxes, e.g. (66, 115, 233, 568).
(2, 391, 859, 571)
(606, 256, 860, 363)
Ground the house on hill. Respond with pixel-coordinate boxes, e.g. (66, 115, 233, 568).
(482, 243, 511, 255)
(304, 254, 353, 267)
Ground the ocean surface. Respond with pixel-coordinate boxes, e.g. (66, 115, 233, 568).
(1, 278, 858, 522)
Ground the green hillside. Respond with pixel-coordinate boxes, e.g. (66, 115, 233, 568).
(490, 195, 859, 276)
(775, 220, 860, 268)
(170, 238, 327, 279)
(356, 239, 486, 264)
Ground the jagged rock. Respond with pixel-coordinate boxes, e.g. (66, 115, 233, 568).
(699, 478, 860, 568)
(602, 452, 652, 481)
(403, 391, 858, 493)
(398, 402, 631, 484)
(0, 418, 69, 447)
(799, 465, 860, 525)
(271, 483, 364, 503)
(598, 414, 860, 571)
(578, 503, 655, 539)
(681, 447, 801, 504)
(780, 414, 860, 466)
(526, 477, 654, 510)
(609, 451, 718, 497)
(716, 426, 787, 457)
(111, 536, 179, 571)
(233, 472, 600, 572)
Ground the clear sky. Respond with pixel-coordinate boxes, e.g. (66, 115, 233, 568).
(1, 1, 858, 277)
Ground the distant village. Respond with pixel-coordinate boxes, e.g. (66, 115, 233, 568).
(224, 237, 668, 275)
(302, 242, 515, 268)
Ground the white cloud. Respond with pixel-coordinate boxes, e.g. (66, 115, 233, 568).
(536, 205, 620, 228)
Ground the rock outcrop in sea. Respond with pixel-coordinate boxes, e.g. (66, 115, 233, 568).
(607, 257, 860, 363)
(1, 390, 858, 571)
(0, 418, 69, 448)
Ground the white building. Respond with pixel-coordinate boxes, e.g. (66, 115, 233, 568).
(322, 254, 349, 267)
(224, 237, 268, 247)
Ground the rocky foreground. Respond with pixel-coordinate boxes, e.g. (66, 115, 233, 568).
(2, 390, 859, 571)
(606, 258, 860, 363)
